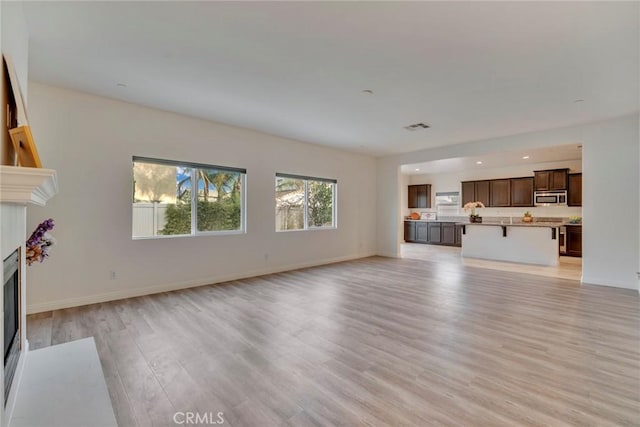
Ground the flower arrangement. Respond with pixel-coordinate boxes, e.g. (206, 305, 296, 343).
(463, 201, 485, 223)
(463, 201, 485, 216)
(523, 211, 533, 222)
(26, 218, 55, 266)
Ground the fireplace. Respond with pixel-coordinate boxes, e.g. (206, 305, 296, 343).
(3, 249, 20, 406)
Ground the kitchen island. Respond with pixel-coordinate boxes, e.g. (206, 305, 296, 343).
(459, 222, 562, 266)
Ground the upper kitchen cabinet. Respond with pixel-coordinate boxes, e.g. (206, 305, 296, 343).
(490, 179, 511, 207)
(461, 180, 490, 207)
(568, 173, 582, 206)
(534, 169, 569, 191)
(408, 184, 431, 208)
(510, 177, 534, 207)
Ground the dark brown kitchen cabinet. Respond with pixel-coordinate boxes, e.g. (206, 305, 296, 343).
(490, 179, 511, 207)
(461, 180, 490, 207)
(415, 222, 429, 243)
(403, 221, 460, 247)
(534, 171, 550, 191)
(427, 222, 441, 243)
(550, 170, 568, 190)
(476, 181, 490, 207)
(408, 184, 431, 208)
(534, 169, 568, 191)
(404, 221, 416, 242)
(568, 173, 582, 206)
(510, 177, 534, 207)
(441, 223, 455, 245)
(461, 181, 475, 206)
(454, 225, 463, 247)
(566, 225, 582, 257)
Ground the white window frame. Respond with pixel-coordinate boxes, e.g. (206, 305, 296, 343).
(275, 173, 337, 232)
(132, 157, 246, 239)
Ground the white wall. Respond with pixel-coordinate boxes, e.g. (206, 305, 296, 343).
(378, 115, 639, 290)
(1, 1, 29, 103)
(25, 82, 377, 313)
(405, 159, 583, 218)
(581, 115, 639, 289)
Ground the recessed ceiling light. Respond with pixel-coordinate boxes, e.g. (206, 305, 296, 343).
(476, 161, 483, 165)
(522, 156, 530, 159)
(362, 89, 374, 95)
(573, 99, 584, 103)
(415, 168, 420, 171)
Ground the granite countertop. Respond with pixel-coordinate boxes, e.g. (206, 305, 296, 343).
(457, 221, 564, 228)
(404, 219, 457, 223)
(405, 217, 582, 226)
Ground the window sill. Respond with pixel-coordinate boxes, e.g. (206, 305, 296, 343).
(276, 226, 337, 233)
(133, 230, 245, 240)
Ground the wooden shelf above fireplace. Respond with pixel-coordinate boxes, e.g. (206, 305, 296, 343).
(0, 166, 58, 206)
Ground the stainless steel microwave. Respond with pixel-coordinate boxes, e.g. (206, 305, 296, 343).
(534, 190, 567, 206)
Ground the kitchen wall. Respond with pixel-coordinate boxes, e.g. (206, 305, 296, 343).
(405, 159, 582, 218)
(377, 114, 639, 290)
(25, 82, 378, 313)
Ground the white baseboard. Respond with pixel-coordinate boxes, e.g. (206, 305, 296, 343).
(376, 251, 399, 258)
(26, 252, 377, 314)
(581, 276, 639, 291)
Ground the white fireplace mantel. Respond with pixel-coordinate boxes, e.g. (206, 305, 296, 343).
(0, 165, 58, 206)
(1, 165, 58, 427)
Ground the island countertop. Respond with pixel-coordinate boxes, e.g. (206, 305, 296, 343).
(460, 221, 561, 266)
(455, 221, 564, 228)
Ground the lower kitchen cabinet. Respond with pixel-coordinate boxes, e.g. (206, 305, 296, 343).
(404, 221, 416, 242)
(454, 225, 463, 247)
(427, 223, 441, 243)
(404, 221, 461, 247)
(441, 223, 456, 245)
(566, 225, 582, 257)
(415, 222, 429, 243)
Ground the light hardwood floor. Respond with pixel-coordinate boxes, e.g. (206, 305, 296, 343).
(28, 256, 639, 426)
(402, 243, 583, 281)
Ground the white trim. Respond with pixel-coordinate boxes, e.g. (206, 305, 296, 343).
(581, 276, 639, 291)
(26, 252, 377, 314)
(0, 166, 58, 206)
(132, 229, 245, 240)
(190, 168, 197, 235)
(376, 252, 400, 258)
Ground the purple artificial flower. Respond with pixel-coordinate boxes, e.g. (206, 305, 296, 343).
(26, 219, 56, 266)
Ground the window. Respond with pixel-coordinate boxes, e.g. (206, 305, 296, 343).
(132, 157, 245, 238)
(275, 173, 336, 231)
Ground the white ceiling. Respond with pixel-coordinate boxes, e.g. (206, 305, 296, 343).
(401, 144, 583, 175)
(23, 2, 639, 156)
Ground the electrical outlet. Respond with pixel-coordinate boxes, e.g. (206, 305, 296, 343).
(110, 270, 116, 280)
(264, 253, 269, 262)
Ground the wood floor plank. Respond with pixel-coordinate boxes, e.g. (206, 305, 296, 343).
(28, 256, 640, 426)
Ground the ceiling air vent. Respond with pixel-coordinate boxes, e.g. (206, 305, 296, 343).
(404, 122, 430, 131)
